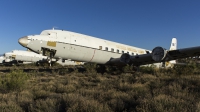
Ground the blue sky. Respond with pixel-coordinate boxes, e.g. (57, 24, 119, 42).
(0, 0, 200, 54)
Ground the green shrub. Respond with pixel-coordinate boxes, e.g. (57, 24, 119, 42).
(1, 70, 29, 92)
(0, 102, 23, 112)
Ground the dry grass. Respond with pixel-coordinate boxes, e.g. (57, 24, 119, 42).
(0, 63, 200, 111)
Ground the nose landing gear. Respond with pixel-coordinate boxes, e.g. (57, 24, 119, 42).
(41, 48, 56, 67)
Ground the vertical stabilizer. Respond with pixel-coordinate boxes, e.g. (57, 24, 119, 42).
(169, 38, 177, 50)
(167, 38, 177, 67)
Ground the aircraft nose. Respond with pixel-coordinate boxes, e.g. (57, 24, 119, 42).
(18, 36, 28, 47)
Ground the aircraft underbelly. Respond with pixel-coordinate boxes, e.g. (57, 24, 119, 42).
(55, 43, 121, 64)
(55, 43, 98, 62)
(92, 50, 121, 64)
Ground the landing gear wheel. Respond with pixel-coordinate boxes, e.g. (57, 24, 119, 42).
(48, 52, 54, 67)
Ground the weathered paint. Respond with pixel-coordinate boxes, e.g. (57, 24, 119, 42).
(138, 50, 145, 54)
(127, 47, 137, 52)
(116, 45, 127, 51)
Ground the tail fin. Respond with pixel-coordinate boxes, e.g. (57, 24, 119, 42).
(167, 38, 177, 67)
(169, 38, 177, 50)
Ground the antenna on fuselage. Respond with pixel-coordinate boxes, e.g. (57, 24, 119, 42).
(52, 26, 58, 30)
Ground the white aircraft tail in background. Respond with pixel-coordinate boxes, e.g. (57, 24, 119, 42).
(165, 38, 177, 67)
(169, 38, 177, 50)
(146, 38, 178, 68)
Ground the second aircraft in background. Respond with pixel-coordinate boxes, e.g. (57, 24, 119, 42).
(0, 50, 84, 66)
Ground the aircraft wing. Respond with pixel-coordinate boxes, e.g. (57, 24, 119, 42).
(116, 46, 200, 66)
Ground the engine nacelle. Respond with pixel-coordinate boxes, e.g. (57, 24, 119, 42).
(151, 46, 167, 62)
(120, 53, 131, 64)
(109, 53, 130, 66)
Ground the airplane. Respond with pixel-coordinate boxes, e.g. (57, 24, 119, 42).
(1, 50, 48, 65)
(18, 29, 200, 70)
(0, 56, 5, 65)
(0, 50, 84, 66)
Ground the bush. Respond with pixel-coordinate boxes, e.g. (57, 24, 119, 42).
(83, 63, 97, 73)
(63, 93, 111, 112)
(0, 102, 23, 112)
(0, 70, 29, 92)
(140, 66, 156, 74)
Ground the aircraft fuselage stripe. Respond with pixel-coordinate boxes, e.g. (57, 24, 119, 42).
(89, 49, 96, 62)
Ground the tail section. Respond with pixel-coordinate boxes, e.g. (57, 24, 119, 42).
(169, 38, 177, 50)
(165, 38, 177, 67)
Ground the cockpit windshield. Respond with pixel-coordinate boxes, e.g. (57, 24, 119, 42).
(40, 30, 58, 36)
(40, 30, 51, 35)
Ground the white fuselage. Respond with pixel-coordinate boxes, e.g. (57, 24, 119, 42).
(4, 50, 47, 63)
(1, 50, 84, 66)
(0, 56, 5, 64)
(25, 30, 151, 64)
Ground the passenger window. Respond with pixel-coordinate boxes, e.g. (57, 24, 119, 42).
(117, 49, 119, 53)
(127, 52, 129, 54)
(132, 53, 134, 56)
(111, 48, 114, 52)
(99, 46, 102, 50)
(105, 47, 108, 51)
(122, 51, 124, 54)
